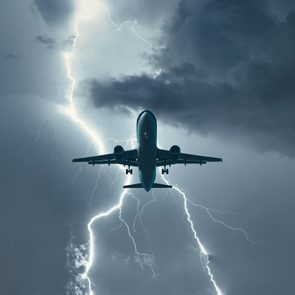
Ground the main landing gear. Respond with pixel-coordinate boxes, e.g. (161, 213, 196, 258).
(126, 166, 133, 175)
(162, 167, 169, 174)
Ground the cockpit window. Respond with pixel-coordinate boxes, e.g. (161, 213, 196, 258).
(144, 131, 149, 141)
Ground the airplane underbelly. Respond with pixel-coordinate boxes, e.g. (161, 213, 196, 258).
(138, 147, 156, 190)
(139, 168, 156, 191)
(136, 110, 157, 191)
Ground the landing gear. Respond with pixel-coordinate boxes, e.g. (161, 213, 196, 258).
(126, 167, 133, 175)
(162, 167, 169, 174)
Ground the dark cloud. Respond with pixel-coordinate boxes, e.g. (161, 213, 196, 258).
(89, 0, 295, 156)
(4, 53, 18, 59)
(35, 34, 55, 49)
(34, 0, 74, 25)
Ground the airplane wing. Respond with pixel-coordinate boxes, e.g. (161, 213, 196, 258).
(72, 149, 138, 166)
(156, 148, 222, 166)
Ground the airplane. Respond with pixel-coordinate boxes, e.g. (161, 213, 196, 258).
(72, 110, 222, 191)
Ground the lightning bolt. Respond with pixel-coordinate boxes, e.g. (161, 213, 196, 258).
(134, 191, 156, 250)
(117, 192, 156, 277)
(61, 1, 224, 295)
(22, 115, 48, 151)
(104, 15, 152, 48)
(185, 196, 264, 244)
(61, 2, 157, 285)
(87, 167, 103, 207)
(161, 175, 223, 295)
(72, 140, 93, 185)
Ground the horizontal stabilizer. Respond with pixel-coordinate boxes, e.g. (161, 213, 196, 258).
(123, 183, 172, 189)
(123, 183, 143, 189)
(152, 183, 172, 188)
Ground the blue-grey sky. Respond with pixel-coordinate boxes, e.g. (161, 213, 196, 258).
(1, 1, 295, 295)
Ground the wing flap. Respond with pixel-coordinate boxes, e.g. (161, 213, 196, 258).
(73, 149, 138, 166)
(156, 148, 222, 166)
(156, 159, 207, 166)
(72, 153, 114, 163)
(180, 152, 222, 162)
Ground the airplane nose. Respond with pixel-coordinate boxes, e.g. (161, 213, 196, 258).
(140, 111, 150, 123)
(137, 110, 155, 125)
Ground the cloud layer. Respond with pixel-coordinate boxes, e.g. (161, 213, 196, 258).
(34, 0, 74, 25)
(89, 0, 295, 156)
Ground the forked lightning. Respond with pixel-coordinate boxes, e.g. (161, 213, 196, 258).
(62, 1, 224, 294)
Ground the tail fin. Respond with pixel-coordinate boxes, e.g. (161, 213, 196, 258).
(123, 183, 172, 189)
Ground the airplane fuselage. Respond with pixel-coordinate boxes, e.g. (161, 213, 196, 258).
(136, 110, 157, 191)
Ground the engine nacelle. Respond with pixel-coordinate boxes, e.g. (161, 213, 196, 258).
(114, 145, 124, 159)
(169, 145, 181, 159)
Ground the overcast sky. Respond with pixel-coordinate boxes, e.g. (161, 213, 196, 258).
(1, 1, 295, 295)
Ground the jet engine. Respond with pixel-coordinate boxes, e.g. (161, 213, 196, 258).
(114, 145, 124, 159)
(170, 145, 181, 159)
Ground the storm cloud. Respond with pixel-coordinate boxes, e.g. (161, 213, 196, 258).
(35, 34, 56, 49)
(2, 1, 295, 294)
(3, 53, 18, 59)
(34, 0, 74, 25)
(89, 0, 295, 156)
